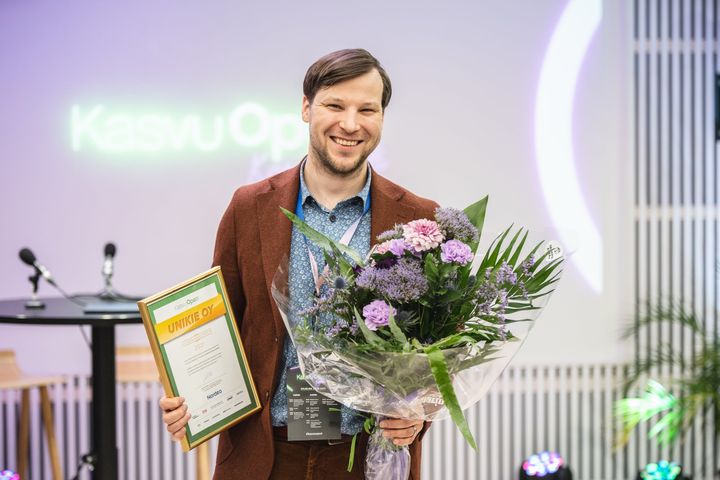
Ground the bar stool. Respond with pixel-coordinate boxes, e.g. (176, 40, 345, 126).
(116, 346, 211, 480)
(0, 350, 63, 480)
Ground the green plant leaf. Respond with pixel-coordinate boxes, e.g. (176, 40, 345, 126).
(386, 311, 408, 345)
(281, 207, 363, 264)
(426, 347, 477, 450)
(463, 197, 488, 253)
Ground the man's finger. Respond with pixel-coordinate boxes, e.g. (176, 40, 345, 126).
(392, 435, 416, 447)
(166, 411, 191, 436)
(159, 396, 185, 411)
(162, 403, 188, 426)
(172, 426, 187, 441)
(382, 426, 416, 440)
(379, 419, 422, 430)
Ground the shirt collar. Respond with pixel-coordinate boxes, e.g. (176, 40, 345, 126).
(299, 158, 372, 211)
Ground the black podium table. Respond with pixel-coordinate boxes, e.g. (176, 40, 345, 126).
(0, 297, 142, 480)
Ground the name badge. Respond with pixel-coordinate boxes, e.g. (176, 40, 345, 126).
(286, 365, 341, 441)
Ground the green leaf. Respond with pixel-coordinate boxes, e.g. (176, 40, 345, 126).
(497, 228, 524, 265)
(508, 230, 529, 267)
(386, 311, 408, 345)
(463, 197, 488, 252)
(424, 253, 440, 283)
(481, 226, 513, 270)
(426, 348, 477, 450)
(281, 207, 363, 264)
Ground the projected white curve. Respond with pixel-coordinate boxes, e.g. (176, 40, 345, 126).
(534, 0, 603, 293)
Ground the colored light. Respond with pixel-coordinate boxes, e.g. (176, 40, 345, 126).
(522, 451, 565, 476)
(71, 103, 307, 160)
(534, 0, 603, 293)
(641, 461, 682, 480)
(0, 470, 19, 480)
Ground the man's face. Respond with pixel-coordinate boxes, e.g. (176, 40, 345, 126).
(302, 69, 384, 177)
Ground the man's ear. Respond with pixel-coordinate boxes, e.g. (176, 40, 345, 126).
(301, 96, 310, 123)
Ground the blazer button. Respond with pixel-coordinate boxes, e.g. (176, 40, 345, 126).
(265, 391, 269, 400)
(274, 336, 278, 343)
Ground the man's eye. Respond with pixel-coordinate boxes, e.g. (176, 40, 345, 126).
(327, 104, 342, 110)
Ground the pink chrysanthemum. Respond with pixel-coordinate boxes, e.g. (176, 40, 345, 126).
(402, 219, 444, 252)
(374, 242, 391, 255)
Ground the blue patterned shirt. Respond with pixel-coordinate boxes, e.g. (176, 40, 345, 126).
(270, 163, 372, 435)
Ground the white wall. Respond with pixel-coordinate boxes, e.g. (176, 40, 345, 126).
(0, 0, 633, 374)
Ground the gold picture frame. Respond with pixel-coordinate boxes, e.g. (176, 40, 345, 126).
(138, 266, 260, 451)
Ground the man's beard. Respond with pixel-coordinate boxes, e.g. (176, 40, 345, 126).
(310, 139, 370, 178)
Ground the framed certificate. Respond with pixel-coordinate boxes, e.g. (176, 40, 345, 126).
(138, 266, 260, 451)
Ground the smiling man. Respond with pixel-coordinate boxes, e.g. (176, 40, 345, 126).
(160, 49, 437, 480)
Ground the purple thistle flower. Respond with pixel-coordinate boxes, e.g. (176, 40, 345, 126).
(434, 207, 479, 244)
(440, 240, 473, 265)
(356, 258, 429, 302)
(362, 300, 396, 331)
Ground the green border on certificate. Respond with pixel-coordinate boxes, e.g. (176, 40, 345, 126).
(138, 266, 260, 451)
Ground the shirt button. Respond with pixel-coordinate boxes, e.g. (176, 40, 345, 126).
(329, 214, 337, 222)
(274, 336, 278, 343)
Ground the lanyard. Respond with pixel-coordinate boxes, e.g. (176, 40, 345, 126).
(295, 186, 371, 296)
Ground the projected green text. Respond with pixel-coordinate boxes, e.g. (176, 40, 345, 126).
(71, 103, 306, 159)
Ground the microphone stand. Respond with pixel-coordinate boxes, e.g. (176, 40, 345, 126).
(25, 268, 45, 309)
(99, 274, 116, 300)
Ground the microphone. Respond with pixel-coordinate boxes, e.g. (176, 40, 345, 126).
(102, 242, 116, 280)
(19, 248, 57, 286)
(100, 242, 117, 298)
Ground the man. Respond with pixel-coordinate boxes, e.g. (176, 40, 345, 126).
(160, 49, 437, 479)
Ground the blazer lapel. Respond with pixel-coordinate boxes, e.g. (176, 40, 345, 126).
(256, 165, 300, 335)
(370, 169, 416, 243)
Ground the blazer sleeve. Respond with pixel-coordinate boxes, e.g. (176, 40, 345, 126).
(212, 192, 246, 328)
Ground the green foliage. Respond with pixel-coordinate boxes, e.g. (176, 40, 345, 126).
(615, 302, 720, 446)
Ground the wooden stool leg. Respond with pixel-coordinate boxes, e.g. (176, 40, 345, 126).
(196, 441, 210, 480)
(39, 385, 63, 480)
(17, 389, 30, 480)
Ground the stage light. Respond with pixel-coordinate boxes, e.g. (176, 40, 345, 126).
(0, 470, 20, 480)
(518, 451, 572, 479)
(637, 461, 688, 480)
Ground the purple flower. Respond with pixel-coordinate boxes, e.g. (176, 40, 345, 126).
(374, 238, 409, 256)
(440, 240, 473, 265)
(388, 238, 410, 256)
(356, 258, 429, 302)
(362, 300, 396, 331)
(496, 262, 517, 285)
(434, 207, 479, 244)
(521, 256, 536, 277)
(326, 318, 349, 337)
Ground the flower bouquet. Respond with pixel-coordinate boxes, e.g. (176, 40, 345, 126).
(271, 197, 564, 480)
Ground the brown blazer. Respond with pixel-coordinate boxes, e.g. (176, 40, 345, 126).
(211, 163, 438, 480)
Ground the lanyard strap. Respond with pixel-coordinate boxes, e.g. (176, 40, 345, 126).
(295, 186, 371, 296)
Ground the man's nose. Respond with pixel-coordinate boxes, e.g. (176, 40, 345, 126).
(339, 110, 360, 133)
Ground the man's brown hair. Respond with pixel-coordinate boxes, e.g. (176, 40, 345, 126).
(303, 49, 392, 110)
